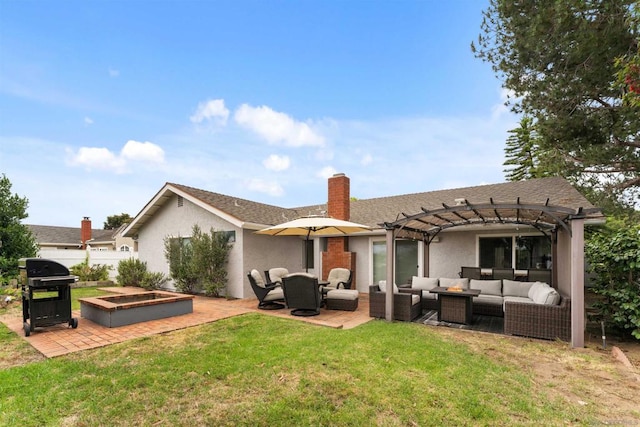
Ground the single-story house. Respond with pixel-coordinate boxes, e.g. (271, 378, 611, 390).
(28, 217, 136, 252)
(123, 173, 605, 347)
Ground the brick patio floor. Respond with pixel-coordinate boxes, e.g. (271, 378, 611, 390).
(2, 287, 372, 358)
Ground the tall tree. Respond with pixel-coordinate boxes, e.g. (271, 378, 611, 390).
(0, 174, 38, 279)
(504, 116, 549, 181)
(103, 213, 132, 230)
(473, 0, 640, 204)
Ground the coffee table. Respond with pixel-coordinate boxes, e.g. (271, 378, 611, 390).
(429, 287, 481, 325)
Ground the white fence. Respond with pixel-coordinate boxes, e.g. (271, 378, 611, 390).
(37, 249, 138, 281)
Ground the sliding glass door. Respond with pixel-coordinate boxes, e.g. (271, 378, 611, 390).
(372, 240, 418, 285)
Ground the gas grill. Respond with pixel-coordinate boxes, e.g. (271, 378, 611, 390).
(19, 258, 78, 336)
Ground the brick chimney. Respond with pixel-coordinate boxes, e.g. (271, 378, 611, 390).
(322, 173, 357, 286)
(81, 217, 92, 249)
(327, 173, 350, 220)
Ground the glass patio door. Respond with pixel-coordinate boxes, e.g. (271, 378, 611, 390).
(372, 240, 419, 285)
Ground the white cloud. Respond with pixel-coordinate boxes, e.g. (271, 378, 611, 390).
(108, 67, 120, 77)
(121, 140, 165, 164)
(67, 140, 165, 174)
(317, 166, 337, 179)
(263, 154, 290, 171)
(67, 147, 126, 172)
(234, 104, 324, 147)
(361, 153, 373, 165)
(246, 178, 284, 196)
(84, 117, 94, 126)
(491, 88, 519, 120)
(190, 99, 229, 125)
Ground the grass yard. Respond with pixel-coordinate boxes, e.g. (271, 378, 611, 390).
(1, 286, 638, 426)
(0, 314, 608, 426)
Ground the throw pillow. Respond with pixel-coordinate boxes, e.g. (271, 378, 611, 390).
(411, 276, 439, 291)
(470, 279, 502, 296)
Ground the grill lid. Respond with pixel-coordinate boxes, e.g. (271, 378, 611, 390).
(19, 258, 71, 277)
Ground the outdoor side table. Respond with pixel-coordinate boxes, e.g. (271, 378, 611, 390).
(430, 287, 480, 325)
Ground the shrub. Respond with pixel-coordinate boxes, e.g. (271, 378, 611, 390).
(116, 258, 169, 290)
(164, 225, 232, 296)
(585, 220, 640, 340)
(116, 258, 147, 287)
(141, 272, 169, 290)
(70, 257, 111, 282)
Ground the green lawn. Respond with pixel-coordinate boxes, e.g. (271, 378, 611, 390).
(70, 286, 111, 310)
(0, 314, 590, 426)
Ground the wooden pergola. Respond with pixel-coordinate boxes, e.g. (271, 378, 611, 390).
(380, 198, 604, 348)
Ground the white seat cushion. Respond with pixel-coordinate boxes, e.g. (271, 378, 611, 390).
(470, 279, 502, 296)
(422, 291, 437, 300)
(268, 267, 289, 284)
(473, 294, 503, 305)
(528, 282, 560, 305)
(263, 288, 284, 301)
(410, 294, 420, 306)
(327, 268, 350, 287)
(326, 289, 358, 301)
(378, 280, 399, 293)
(411, 276, 439, 291)
(250, 269, 266, 288)
(502, 280, 535, 297)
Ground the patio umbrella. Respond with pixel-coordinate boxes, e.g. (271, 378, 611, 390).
(255, 216, 371, 271)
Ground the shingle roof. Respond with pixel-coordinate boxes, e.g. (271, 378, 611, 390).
(27, 225, 115, 246)
(165, 176, 601, 230)
(347, 176, 601, 227)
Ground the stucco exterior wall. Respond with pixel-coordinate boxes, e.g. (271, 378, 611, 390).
(137, 194, 244, 297)
(346, 236, 370, 292)
(428, 230, 476, 278)
(241, 230, 306, 297)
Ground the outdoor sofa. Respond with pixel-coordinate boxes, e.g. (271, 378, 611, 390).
(408, 276, 571, 341)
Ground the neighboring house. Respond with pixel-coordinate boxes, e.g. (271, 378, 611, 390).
(27, 217, 138, 280)
(123, 174, 603, 300)
(28, 217, 136, 252)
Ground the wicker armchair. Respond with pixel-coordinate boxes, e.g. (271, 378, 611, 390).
(281, 273, 322, 316)
(369, 284, 422, 322)
(247, 270, 285, 310)
(504, 296, 571, 341)
(320, 268, 352, 293)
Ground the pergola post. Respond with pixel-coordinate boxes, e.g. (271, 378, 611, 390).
(385, 227, 395, 321)
(570, 218, 585, 348)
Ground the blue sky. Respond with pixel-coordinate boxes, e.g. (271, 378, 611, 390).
(0, 0, 518, 228)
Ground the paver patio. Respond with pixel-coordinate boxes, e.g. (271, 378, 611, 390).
(2, 287, 372, 358)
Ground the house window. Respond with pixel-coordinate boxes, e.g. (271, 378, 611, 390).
(119, 245, 131, 252)
(217, 230, 235, 243)
(479, 237, 512, 268)
(516, 236, 551, 269)
(479, 235, 551, 269)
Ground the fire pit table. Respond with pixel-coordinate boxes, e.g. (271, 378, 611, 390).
(430, 286, 481, 325)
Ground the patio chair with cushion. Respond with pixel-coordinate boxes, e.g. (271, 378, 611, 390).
(264, 267, 289, 286)
(460, 266, 482, 280)
(527, 268, 552, 285)
(247, 269, 285, 310)
(492, 268, 515, 281)
(281, 272, 322, 316)
(369, 282, 422, 322)
(320, 268, 352, 294)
